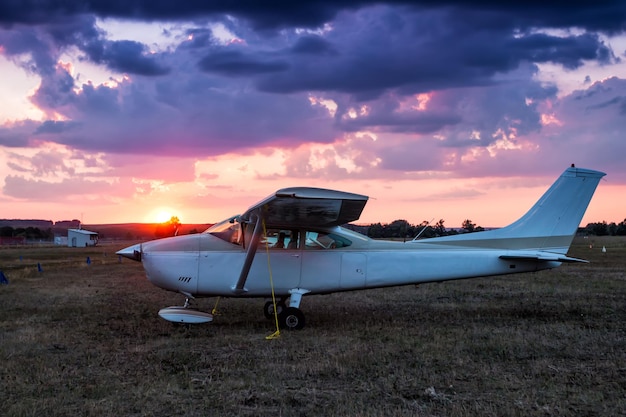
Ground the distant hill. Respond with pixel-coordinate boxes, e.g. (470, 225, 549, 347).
(82, 223, 213, 240)
(0, 219, 213, 240)
(0, 219, 55, 229)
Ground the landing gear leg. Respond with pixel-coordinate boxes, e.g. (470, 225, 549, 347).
(277, 288, 310, 330)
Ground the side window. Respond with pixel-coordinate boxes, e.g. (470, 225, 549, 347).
(262, 229, 300, 250)
(304, 231, 351, 250)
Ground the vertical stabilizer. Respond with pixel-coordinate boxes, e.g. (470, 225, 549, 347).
(495, 167, 605, 243)
(424, 166, 605, 253)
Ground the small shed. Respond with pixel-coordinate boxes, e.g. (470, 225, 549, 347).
(68, 229, 98, 247)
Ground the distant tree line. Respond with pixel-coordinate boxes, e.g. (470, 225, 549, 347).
(362, 218, 626, 239)
(0, 226, 53, 240)
(362, 219, 484, 239)
(4, 218, 623, 242)
(583, 220, 626, 236)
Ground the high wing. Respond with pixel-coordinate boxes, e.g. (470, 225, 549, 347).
(240, 187, 368, 227)
(234, 187, 368, 294)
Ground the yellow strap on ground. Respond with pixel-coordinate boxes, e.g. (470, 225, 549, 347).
(262, 219, 281, 340)
(211, 297, 221, 315)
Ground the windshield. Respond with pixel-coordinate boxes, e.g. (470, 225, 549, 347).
(204, 216, 242, 245)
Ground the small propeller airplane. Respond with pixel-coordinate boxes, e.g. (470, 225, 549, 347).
(117, 165, 605, 330)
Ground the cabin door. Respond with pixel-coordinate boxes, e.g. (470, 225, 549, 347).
(248, 250, 302, 294)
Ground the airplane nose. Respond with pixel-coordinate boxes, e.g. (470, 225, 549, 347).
(116, 243, 142, 262)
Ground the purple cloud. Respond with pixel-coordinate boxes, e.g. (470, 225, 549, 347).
(2, 1, 626, 33)
(0, 1, 625, 186)
(198, 49, 289, 76)
(2, 175, 124, 200)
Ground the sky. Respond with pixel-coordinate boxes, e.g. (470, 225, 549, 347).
(1, 1, 625, 228)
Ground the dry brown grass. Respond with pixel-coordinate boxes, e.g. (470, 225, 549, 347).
(1, 237, 625, 416)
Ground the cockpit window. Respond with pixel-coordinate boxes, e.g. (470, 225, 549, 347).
(204, 217, 242, 245)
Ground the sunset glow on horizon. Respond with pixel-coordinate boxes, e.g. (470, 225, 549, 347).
(1, 3, 625, 229)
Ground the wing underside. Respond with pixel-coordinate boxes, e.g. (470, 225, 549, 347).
(241, 187, 369, 227)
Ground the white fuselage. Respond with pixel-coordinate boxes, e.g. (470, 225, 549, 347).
(138, 229, 558, 299)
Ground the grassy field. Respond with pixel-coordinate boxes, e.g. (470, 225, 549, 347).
(1, 237, 625, 416)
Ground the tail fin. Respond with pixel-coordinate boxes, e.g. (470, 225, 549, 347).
(427, 166, 605, 253)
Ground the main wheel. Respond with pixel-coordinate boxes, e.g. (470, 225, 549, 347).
(279, 307, 306, 330)
(263, 301, 285, 319)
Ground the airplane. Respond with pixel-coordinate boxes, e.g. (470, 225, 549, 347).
(117, 165, 605, 330)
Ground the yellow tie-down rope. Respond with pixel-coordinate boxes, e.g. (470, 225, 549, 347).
(262, 219, 281, 340)
(211, 297, 221, 316)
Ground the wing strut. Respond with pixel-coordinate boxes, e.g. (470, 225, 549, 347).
(232, 214, 263, 294)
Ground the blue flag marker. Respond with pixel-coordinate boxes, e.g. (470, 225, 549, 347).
(0, 271, 8, 285)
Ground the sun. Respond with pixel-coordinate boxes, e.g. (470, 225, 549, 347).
(155, 210, 172, 223)
(146, 207, 175, 223)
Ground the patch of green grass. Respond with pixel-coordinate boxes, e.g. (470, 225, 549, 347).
(1, 239, 625, 416)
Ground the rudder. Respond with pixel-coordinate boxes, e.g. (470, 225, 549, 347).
(422, 166, 605, 253)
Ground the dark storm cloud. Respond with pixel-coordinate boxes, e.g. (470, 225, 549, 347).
(198, 50, 289, 76)
(253, 7, 616, 96)
(0, 14, 167, 77)
(291, 36, 337, 55)
(0, 25, 58, 75)
(1, 1, 626, 33)
(84, 39, 170, 75)
(1, 2, 621, 92)
(0, 1, 350, 29)
(34, 120, 81, 134)
(510, 33, 614, 70)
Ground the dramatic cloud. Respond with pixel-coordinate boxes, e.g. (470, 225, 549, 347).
(0, 1, 625, 224)
(2, 1, 626, 32)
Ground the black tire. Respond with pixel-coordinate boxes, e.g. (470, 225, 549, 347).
(279, 307, 306, 330)
(263, 301, 285, 319)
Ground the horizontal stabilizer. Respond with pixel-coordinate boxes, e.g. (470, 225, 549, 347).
(500, 254, 589, 263)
